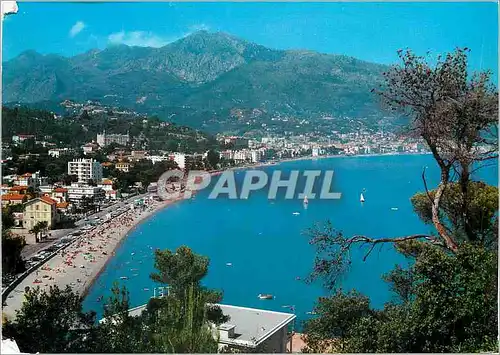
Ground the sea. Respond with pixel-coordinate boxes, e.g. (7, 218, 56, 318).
(83, 154, 498, 326)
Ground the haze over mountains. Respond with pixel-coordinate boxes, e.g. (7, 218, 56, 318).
(3, 31, 390, 132)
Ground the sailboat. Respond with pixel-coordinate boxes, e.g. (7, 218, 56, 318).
(303, 196, 309, 205)
(360, 193, 365, 203)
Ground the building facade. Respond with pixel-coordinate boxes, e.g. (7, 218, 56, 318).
(115, 162, 133, 173)
(23, 196, 58, 229)
(68, 158, 103, 183)
(65, 183, 106, 205)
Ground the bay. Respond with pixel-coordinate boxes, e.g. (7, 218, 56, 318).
(83, 154, 498, 326)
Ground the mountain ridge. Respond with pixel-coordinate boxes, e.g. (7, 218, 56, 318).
(3, 31, 390, 133)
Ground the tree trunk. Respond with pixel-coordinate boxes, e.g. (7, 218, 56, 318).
(432, 170, 458, 252)
(459, 162, 474, 241)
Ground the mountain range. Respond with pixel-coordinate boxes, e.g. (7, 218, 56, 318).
(3, 31, 390, 132)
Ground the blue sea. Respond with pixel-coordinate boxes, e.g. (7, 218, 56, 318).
(83, 154, 498, 326)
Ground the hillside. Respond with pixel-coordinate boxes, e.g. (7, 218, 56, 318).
(3, 31, 390, 133)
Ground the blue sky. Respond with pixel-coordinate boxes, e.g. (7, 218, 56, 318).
(2, 2, 498, 77)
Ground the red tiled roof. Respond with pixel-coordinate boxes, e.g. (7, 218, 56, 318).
(21, 173, 32, 177)
(1, 194, 25, 201)
(54, 187, 68, 193)
(56, 202, 70, 208)
(40, 196, 57, 205)
(9, 186, 26, 191)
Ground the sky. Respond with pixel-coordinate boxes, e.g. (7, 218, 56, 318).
(2, 2, 498, 77)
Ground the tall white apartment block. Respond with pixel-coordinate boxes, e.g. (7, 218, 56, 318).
(68, 158, 103, 183)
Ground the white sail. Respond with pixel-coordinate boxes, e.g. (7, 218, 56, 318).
(303, 196, 309, 204)
(360, 193, 365, 202)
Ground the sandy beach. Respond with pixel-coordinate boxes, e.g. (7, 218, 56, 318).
(2, 196, 182, 320)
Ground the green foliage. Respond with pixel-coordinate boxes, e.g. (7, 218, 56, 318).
(150, 246, 228, 325)
(2, 231, 26, 276)
(92, 283, 146, 352)
(411, 181, 498, 247)
(2, 285, 97, 353)
(2, 106, 219, 154)
(29, 221, 49, 243)
(305, 48, 498, 353)
(304, 243, 498, 353)
(204, 149, 220, 170)
(138, 285, 219, 353)
(150, 246, 210, 292)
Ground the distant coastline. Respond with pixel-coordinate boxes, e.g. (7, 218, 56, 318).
(211, 151, 433, 174)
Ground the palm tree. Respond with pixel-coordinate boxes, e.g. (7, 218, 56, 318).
(38, 221, 49, 240)
(29, 224, 41, 243)
(30, 221, 49, 243)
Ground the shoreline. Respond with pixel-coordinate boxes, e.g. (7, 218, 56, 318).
(79, 196, 183, 299)
(2, 196, 184, 320)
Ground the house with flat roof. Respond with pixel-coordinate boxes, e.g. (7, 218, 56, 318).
(214, 304, 296, 353)
(124, 300, 296, 353)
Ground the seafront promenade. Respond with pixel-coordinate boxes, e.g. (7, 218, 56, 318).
(2, 195, 181, 320)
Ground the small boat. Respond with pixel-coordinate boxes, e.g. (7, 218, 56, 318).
(258, 294, 274, 300)
(226, 262, 232, 266)
(295, 276, 301, 281)
(292, 212, 300, 216)
(391, 207, 399, 211)
(360, 193, 365, 203)
(306, 311, 318, 315)
(143, 288, 150, 291)
(120, 276, 128, 280)
(303, 196, 309, 205)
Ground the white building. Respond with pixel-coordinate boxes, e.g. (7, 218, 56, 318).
(169, 153, 186, 169)
(125, 298, 296, 353)
(146, 155, 169, 165)
(219, 149, 263, 163)
(96, 131, 130, 147)
(65, 183, 105, 205)
(68, 158, 103, 184)
(48, 148, 75, 158)
(13, 171, 47, 188)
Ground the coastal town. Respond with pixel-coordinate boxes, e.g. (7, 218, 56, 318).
(2, 1, 498, 354)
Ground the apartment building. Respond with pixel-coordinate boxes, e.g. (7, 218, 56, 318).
(68, 158, 103, 183)
(65, 183, 106, 205)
